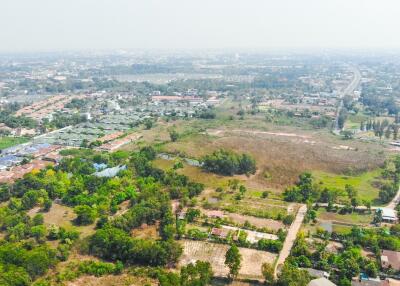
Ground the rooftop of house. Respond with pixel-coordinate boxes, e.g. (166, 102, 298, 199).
(381, 250, 400, 270)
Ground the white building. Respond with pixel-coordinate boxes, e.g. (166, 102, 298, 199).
(377, 208, 398, 223)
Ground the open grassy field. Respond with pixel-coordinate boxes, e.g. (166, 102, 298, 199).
(313, 169, 388, 203)
(162, 126, 386, 190)
(27, 203, 96, 238)
(316, 208, 374, 226)
(345, 113, 369, 130)
(0, 136, 29, 150)
(121, 96, 389, 195)
(179, 240, 277, 280)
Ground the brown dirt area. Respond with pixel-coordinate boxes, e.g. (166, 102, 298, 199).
(226, 213, 285, 231)
(67, 274, 156, 286)
(131, 223, 159, 240)
(179, 240, 277, 280)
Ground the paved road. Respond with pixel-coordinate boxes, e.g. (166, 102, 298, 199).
(274, 204, 307, 277)
(333, 66, 362, 133)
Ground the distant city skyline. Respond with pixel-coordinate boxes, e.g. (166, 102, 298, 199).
(1, 0, 400, 53)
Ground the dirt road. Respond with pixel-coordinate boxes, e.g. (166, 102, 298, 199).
(274, 204, 307, 277)
(386, 186, 400, 210)
(333, 66, 361, 133)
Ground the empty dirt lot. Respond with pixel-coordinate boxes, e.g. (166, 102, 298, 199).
(179, 240, 277, 280)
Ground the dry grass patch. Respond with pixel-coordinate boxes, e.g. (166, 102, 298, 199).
(179, 240, 277, 280)
(28, 203, 96, 237)
(131, 223, 159, 240)
(162, 127, 386, 190)
(317, 208, 373, 226)
(66, 274, 156, 286)
(226, 213, 285, 231)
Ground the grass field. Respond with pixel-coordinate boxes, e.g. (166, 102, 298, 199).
(122, 98, 389, 194)
(317, 208, 373, 225)
(0, 136, 29, 150)
(313, 169, 388, 203)
(66, 274, 156, 286)
(27, 203, 96, 238)
(158, 120, 387, 190)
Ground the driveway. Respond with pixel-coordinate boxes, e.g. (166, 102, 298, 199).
(274, 204, 307, 277)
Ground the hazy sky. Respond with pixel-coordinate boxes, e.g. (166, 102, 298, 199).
(1, 0, 400, 52)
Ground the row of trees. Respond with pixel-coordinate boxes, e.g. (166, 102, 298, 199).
(361, 119, 400, 140)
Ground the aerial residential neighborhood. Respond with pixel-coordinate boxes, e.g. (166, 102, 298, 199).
(0, 1, 399, 286)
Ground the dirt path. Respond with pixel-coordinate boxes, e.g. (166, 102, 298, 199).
(386, 186, 400, 210)
(274, 204, 307, 277)
(226, 129, 312, 139)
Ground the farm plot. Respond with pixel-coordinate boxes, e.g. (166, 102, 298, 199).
(179, 240, 277, 279)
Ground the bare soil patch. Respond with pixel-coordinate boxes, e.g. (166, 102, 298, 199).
(28, 203, 96, 237)
(226, 213, 285, 231)
(131, 223, 159, 240)
(179, 240, 277, 280)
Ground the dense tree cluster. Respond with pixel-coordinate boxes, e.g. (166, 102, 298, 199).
(0, 145, 209, 285)
(361, 92, 399, 116)
(201, 149, 256, 176)
(0, 110, 38, 129)
(287, 227, 400, 286)
(157, 261, 213, 286)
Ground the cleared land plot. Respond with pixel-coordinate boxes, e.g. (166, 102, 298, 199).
(179, 240, 277, 279)
(226, 213, 285, 231)
(28, 203, 96, 237)
(219, 198, 288, 219)
(131, 223, 159, 240)
(313, 169, 387, 203)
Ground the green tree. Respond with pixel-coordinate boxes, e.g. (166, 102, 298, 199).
(32, 214, 44, 226)
(169, 130, 179, 142)
(180, 261, 213, 286)
(159, 209, 176, 241)
(143, 118, 153, 130)
(261, 262, 275, 285)
(365, 262, 378, 278)
(277, 263, 311, 286)
(74, 205, 97, 225)
(225, 244, 242, 280)
(345, 184, 357, 199)
(185, 208, 200, 223)
(373, 209, 383, 225)
(31, 225, 47, 243)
